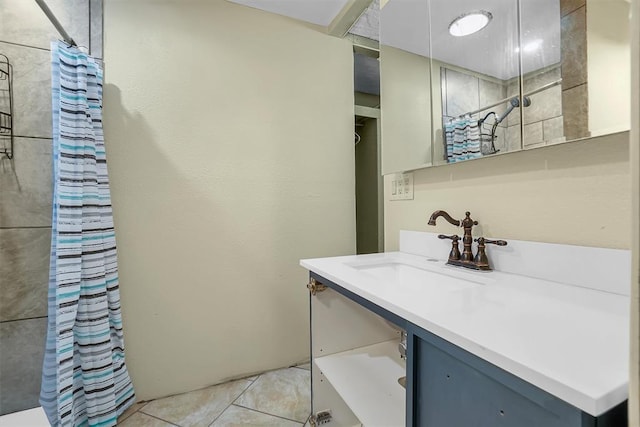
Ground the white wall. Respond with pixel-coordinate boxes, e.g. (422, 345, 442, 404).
(103, 0, 356, 400)
(385, 131, 630, 251)
(629, 0, 639, 423)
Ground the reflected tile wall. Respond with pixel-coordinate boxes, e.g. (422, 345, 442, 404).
(563, 84, 590, 140)
(479, 79, 506, 109)
(560, 3, 589, 139)
(442, 68, 517, 152)
(561, 0, 586, 17)
(488, 126, 507, 153)
(524, 85, 562, 125)
(523, 122, 544, 147)
(508, 67, 562, 128)
(443, 42, 570, 152)
(561, 5, 587, 91)
(506, 65, 564, 149)
(443, 68, 479, 117)
(506, 125, 522, 152)
(0, 318, 47, 414)
(543, 116, 565, 143)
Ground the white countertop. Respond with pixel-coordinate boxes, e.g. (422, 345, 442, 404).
(300, 249, 629, 417)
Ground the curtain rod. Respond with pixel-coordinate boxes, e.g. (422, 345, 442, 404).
(460, 78, 562, 118)
(34, 0, 77, 47)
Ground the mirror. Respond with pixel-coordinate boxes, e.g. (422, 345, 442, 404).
(380, 0, 631, 174)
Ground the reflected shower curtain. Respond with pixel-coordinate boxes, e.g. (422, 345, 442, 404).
(444, 114, 481, 163)
(40, 41, 135, 426)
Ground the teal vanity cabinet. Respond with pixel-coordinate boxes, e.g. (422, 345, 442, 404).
(406, 325, 627, 427)
(308, 272, 628, 427)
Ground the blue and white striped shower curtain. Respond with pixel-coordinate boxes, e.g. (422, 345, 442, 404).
(444, 114, 482, 163)
(40, 41, 135, 426)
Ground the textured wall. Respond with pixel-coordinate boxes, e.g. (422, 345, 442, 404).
(385, 131, 630, 251)
(0, 0, 102, 415)
(103, 0, 356, 401)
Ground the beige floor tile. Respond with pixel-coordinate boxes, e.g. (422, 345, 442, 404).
(234, 367, 310, 423)
(118, 401, 148, 423)
(118, 412, 176, 427)
(140, 379, 252, 427)
(210, 405, 302, 426)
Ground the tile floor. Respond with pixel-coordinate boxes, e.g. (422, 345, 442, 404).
(118, 365, 311, 427)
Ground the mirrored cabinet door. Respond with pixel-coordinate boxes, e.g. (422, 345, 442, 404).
(429, 0, 522, 165)
(379, 0, 631, 174)
(380, 0, 433, 174)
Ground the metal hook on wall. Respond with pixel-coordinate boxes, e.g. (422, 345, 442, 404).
(0, 53, 14, 160)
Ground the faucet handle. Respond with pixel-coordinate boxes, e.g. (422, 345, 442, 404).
(438, 234, 461, 261)
(473, 238, 507, 270)
(438, 234, 459, 241)
(482, 238, 508, 246)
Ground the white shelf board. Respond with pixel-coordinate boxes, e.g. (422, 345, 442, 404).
(314, 340, 406, 427)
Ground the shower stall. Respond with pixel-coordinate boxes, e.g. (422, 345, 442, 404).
(0, 0, 104, 421)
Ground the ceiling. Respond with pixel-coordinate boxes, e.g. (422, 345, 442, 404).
(381, 0, 561, 80)
(226, 0, 561, 80)
(226, 0, 350, 26)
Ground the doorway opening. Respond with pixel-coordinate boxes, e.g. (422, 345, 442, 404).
(355, 110, 383, 254)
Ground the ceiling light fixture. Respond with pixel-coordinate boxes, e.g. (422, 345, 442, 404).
(448, 11, 493, 37)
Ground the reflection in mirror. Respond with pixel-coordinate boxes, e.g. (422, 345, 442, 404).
(516, 0, 630, 148)
(557, 0, 630, 140)
(430, 0, 523, 165)
(380, 0, 631, 173)
(380, 0, 433, 174)
(518, 0, 564, 148)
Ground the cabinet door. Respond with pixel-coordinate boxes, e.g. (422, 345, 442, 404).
(409, 328, 584, 427)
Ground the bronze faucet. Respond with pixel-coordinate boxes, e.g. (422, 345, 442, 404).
(428, 210, 507, 271)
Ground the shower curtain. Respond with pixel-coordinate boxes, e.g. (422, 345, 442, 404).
(444, 114, 482, 163)
(40, 41, 135, 426)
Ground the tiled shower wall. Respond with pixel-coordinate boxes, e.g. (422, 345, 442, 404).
(560, 0, 589, 140)
(0, 1, 102, 415)
(507, 65, 564, 148)
(440, 67, 514, 153)
(441, 0, 591, 154)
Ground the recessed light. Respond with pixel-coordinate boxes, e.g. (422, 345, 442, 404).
(449, 11, 493, 37)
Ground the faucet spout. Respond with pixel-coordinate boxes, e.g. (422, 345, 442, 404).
(428, 210, 479, 263)
(428, 210, 461, 227)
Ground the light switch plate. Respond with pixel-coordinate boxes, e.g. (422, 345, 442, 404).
(390, 172, 414, 200)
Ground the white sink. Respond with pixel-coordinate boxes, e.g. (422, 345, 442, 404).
(346, 260, 490, 293)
